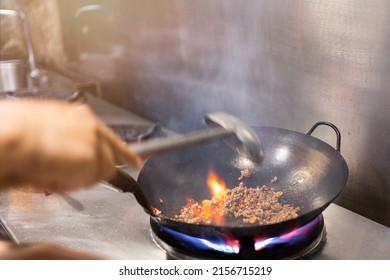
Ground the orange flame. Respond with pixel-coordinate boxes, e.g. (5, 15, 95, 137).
(204, 168, 227, 224)
(207, 169, 227, 200)
(179, 168, 228, 225)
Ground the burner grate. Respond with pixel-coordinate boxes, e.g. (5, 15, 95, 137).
(108, 124, 163, 143)
(151, 215, 326, 260)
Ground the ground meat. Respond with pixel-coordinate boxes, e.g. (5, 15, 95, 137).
(238, 169, 252, 180)
(224, 185, 300, 225)
(175, 183, 300, 226)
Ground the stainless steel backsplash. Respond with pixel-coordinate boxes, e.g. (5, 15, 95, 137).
(59, 0, 390, 226)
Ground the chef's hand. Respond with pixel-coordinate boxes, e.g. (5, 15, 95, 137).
(0, 99, 142, 192)
(0, 240, 102, 260)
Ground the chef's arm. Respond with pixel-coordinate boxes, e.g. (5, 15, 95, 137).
(0, 240, 102, 260)
(0, 99, 141, 192)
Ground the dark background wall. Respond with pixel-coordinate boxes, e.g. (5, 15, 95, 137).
(59, 0, 389, 226)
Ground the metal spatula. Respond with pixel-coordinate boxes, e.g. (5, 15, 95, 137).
(130, 112, 264, 164)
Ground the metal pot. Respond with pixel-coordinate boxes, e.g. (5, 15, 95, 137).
(0, 59, 29, 93)
(0, 9, 40, 93)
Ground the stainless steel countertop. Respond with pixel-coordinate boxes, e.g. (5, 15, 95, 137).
(0, 95, 388, 259)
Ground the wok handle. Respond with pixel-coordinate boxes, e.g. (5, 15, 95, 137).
(307, 121, 341, 152)
(106, 168, 152, 214)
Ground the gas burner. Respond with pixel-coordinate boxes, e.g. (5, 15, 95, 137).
(108, 124, 163, 143)
(151, 215, 326, 260)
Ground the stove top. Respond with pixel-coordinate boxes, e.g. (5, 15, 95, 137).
(108, 124, 165, 143)
(1, 183, 388, 259)
(0, 95, 388, 259)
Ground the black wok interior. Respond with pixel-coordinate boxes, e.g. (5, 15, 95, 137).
(138, 126, 348, 234)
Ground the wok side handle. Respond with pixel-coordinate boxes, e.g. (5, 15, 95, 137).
(307, 121, 341, 152)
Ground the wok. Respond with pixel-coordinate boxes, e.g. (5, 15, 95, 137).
(111, 121, 348, 238)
